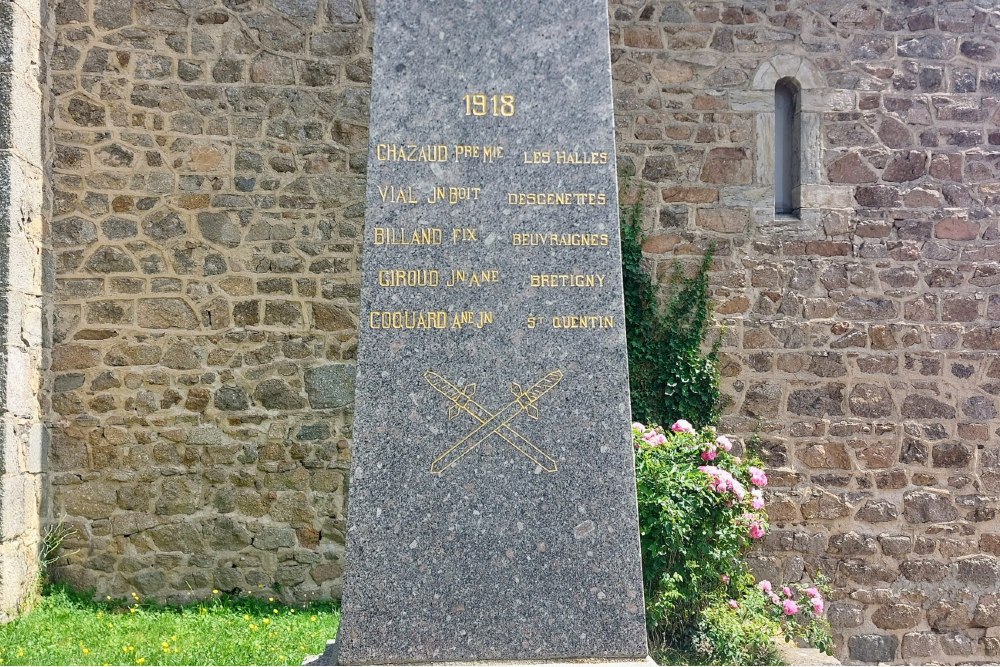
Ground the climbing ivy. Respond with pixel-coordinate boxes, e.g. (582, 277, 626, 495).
(621, 194, 721, 429)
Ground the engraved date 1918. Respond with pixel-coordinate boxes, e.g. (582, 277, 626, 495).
(464, 93, 515, 117)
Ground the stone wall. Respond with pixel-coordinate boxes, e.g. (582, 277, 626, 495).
(610, 0, 1000, 663)
(1, 0, 45, 620)
(38, 0, 1000, 663)
(46, 0, 370, 602)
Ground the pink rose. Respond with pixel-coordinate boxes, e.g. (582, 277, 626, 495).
(671, 419, 695, 434)
(783, 587, 793, 598)
(728, 599, 739, 609)
(749, 521, 765, 540)
(811, 597, 824, 614)
(759, 580, 772, 593)
(721, 574, 730, 584)
(783, 600, 799, 616)
(748, 466, 768, 487)
(806, 587, 819, 598)
(769, 592, 781, 605)
(716, 435, 733, 452)
(632, 422, 644, 431)
(701, 446, 717, 462)
(700, 466, 738, 494)
(643, 432, 666, 446)
(751, 488, 765, 510)
(731, 479, 746, 501)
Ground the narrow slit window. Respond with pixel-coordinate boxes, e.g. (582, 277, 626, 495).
(774, 77, 801, 217)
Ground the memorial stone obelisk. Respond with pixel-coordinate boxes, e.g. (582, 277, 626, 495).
(334, 0, 649, 663)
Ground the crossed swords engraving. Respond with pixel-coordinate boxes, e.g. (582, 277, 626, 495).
(424, 369, 564, 475)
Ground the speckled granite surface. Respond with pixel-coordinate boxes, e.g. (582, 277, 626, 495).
(335, 0, 647, 663)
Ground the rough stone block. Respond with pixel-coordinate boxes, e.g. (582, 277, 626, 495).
(848, 634, 897, 662)
(304, 364, 356, 410)
(901, 632, 939, 659)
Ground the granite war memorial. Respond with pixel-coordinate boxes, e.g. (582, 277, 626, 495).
(4, 0, 997, 662)
(332, 0, 649, 663)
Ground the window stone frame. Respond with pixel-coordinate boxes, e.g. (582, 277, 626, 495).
(746, 55, 853, 238)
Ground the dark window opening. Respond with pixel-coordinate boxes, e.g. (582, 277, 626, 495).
(775, 77, 801, 217)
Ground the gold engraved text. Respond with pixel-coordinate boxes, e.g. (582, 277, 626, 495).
(378, 185, 419, 204)
(464, 93, 515, 117)
(427, 186, 482, 204)
(378, 269, 439, 287)
(511, 233, 609, 247)
(375, 144, 449, 162)
(447, 269, 499, 287)
(530, 274, 605, 288)
(369, 311, 447, 330)
(507, 192, 607, 206)
(451, 228, 477, 244)
(556, 151, 609, 165)
(552, 315, 616, 329)
(373, 228, 442, 245)
(453, 145, 504, 162)
(522, 151, 610, 165)
(523, 151, 550, 164)
(450, 311, 493, 329)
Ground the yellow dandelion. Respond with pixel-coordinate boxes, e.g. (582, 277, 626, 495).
(129, 607, 137, 614)
(263, 617, 272, 625)
(243, 614, 251, 621)
(268, 597, 275, 602)
(279, 656, 287, 662)
(17, 649, 25, 658)
(273, 608, 279, 614)
(161, 642, 169, 649)
(82, 647, 91, 655)
(212, 589, 219, 595)
(106, 596, 111, 601)
(97, 611, 104, 618)
(310, 615, 318, 622)
(249, 623, 258, 631)
(137, 658, 146, 665)
(171, 635, 177, 642)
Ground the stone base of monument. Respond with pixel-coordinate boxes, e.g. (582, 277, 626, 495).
(302, 641, 657, 667)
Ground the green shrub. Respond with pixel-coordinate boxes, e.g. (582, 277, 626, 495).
(621, 196, 720, 429)
(633, 421, 833, 662)
(634, 421, 767, 640)
(692, 597, 783, 666)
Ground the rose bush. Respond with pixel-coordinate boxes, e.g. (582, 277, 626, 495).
(633, 420, 832, 662)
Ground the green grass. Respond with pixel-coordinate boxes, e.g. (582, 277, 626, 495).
(0, 585, 339, 666)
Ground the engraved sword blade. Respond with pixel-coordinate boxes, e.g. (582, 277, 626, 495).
(448, 393, 558, 473)
(522, 370, 564, 403)
(430, 398, 524, 475)
(424, 370, 492, 423)
(424, 370, 465, 402)
(427, 370, 564, 475)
